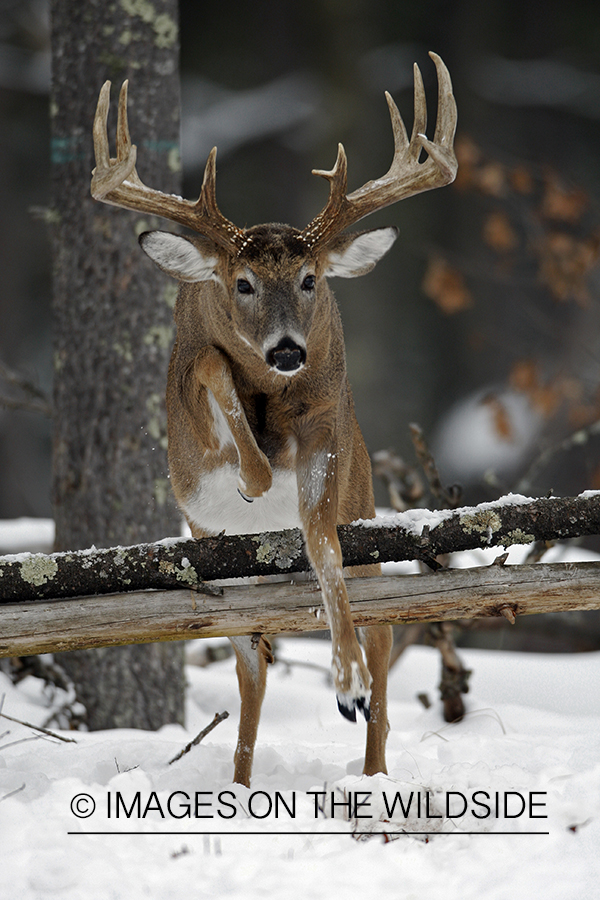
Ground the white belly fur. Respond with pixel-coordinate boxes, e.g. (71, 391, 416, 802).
(183, 464, 301, 536)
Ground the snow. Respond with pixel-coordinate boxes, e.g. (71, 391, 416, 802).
(1, 640, 599, 898)
(1, 518, 600, 898)
(355, 492, 535, 534)
(0, 518, 54, 555)
(432, 387, 542, 482)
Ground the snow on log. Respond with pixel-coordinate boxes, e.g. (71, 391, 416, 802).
(0, 492, 599, 605)
(1, 492, 600, 658)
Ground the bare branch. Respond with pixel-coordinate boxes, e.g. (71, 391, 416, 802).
(409, 423, 462, 509)
(0, 709, 77, 744)
(517, 420, 600, 495)
(168, 712, 229, 765)
(0, 358, 52, 418)
(372, 449, 424, 511)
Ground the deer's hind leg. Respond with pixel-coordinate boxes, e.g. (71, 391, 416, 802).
(358, 623, 393, 775)
(230, 634, 274, 787)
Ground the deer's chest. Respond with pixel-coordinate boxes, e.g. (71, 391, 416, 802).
(182, 464, 301, 537)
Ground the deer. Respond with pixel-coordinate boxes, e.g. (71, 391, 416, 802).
(90, 52, 457, 787)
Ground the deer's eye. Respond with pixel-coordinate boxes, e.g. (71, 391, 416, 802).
(237, 278, 254, 295)
(301, 274, 316, 292)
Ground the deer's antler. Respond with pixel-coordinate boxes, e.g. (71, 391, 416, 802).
(91, 80, 245, 253)
(91, 55, 456, 255)
(300, 52, 458, 250)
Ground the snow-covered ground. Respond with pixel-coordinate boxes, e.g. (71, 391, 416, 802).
(1, 639, 599, 898)
(1, 519, 599, 898)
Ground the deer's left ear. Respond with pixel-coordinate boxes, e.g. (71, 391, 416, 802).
(323, 226, 398, 278)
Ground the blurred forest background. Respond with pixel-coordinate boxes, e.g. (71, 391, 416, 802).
(2, 0, 600, 522)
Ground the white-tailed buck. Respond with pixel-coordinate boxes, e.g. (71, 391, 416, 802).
(91, 53, 457, 786)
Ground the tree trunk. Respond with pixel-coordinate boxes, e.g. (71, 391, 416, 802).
(50, 0, 184, 730)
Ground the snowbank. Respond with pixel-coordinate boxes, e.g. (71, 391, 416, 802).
(1, 639, 599, 899)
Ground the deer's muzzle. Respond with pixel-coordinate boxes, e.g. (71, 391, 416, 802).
(266, 337, 307, 373)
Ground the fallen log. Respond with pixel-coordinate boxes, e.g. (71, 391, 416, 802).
(1, 561, 599, 658)
(0, 492, 599, 604)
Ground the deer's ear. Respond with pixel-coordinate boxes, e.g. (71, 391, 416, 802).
(139, 232, 219, 282)
(323, 226, 398, 278)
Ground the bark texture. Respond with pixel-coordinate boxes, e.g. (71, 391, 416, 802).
(1, 493, 598, 603)
(50, 0, 184, 729)
(2, 562, 600, 659)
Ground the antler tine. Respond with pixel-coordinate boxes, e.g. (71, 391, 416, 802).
(384, 90, 409, 158)
(194, 146, 248, 250)
(406, 62, 427, 162)
(92, 81, 111, 171)
(301, 144, 349, 248)
(430, 51, 457, 147)
(311, 142, 348, 197)
(116, 80, 131, 162)
(90, 81, 245, 253)
(91, 80, 138, 200)
(300, 52, 458, 250)
(115, 79, 144, 187)
(414, 54, 457, 183)
(199, 147, 221, 215)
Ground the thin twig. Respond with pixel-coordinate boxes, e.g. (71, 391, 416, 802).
(0, 359, 52, 418)
(517, 420, 600, 495)
(371, 448, 424, 511)
(0, 735, 44, 751)
(275, 657, 331, 677)
(0, 395, 53, 416)
(168, 711, 229, 765)
(0, 710, 77, 744)
(409, 423, 462, 509)
(0, 783, 26, 804)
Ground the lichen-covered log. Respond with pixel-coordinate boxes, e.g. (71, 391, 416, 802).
(0, 492, 599, 605)
(0, 531, 309, 604)
(1, 562, 600, 658)
(338, 491, 600, 567)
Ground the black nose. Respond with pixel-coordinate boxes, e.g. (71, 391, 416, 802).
(266, 337, 307, 372)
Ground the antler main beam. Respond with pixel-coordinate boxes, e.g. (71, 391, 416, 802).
(91, 80, 245, 252)
(301, 52, 458, 250)
(91, 53, 456, 254)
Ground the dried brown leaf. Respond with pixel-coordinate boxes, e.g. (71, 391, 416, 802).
(481, 393, 514, 442)
(537, 231, 600, 304)
(483, 211, 518, 253)
(541, 174, 588, 223)
(422, 256, 473, 314)
(510, 165, 535, 195)
(509, 360, 562, 419)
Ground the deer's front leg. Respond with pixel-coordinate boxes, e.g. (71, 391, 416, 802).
(190, 346, 272, 498)
(297, 444, 372, 722)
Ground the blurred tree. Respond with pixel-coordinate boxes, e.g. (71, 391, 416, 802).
(50, 0, 184, 729)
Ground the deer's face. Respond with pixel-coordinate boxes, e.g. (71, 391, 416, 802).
(223, 225, 321, 376)
(140, 223, 397, 377)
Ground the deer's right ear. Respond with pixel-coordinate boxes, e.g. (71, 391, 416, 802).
(139, 232, 219, 282)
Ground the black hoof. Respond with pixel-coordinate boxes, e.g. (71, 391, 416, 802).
(356, 696, 371, 722)
(337, 696, 370, 723)
(337, 697, 357, 722)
